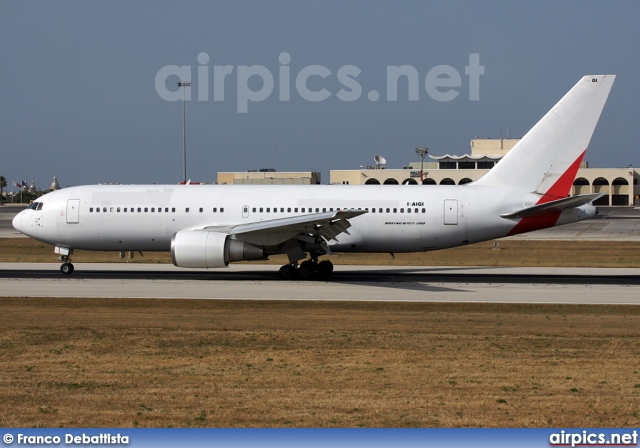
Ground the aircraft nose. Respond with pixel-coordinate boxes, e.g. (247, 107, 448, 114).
(12, 212, 22, 233)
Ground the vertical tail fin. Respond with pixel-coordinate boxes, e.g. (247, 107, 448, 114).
(473, 75, 615, 201)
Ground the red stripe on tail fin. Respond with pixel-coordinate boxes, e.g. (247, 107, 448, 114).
(537, 150, 586, 205)
(507, 150, 585, 236)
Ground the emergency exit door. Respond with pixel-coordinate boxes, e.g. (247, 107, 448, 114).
(444, 199, 458, 225)
(66, 199, 80, 224)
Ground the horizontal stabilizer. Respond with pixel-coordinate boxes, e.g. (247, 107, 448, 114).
(500, 194, 603, 219)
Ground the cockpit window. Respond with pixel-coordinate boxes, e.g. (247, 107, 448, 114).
(29, 202, 43, 211)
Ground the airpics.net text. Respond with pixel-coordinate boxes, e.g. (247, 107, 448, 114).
(155, 52, 484, 113)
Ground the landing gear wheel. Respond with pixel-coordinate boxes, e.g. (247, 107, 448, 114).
(298, 260, 317, 279)
(279, 264, 296, 280)
(317, 260, 334, 278)
(60, 262, 74, 275)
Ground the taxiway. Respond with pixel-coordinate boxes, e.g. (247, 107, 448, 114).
(1, 263, 639, 304)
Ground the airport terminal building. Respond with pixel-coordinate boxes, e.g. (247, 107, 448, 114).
(329, 139, 640, 206)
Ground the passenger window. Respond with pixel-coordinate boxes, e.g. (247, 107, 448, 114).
(172, 208, 175, 212)
(252, 207, 256, 213)
(301, 208, 305, 212)
(137, 208, 141, 212)
(199, 208, 203, 213)
(151, 208, 155, 212)
(407, 208, 411, 213)
(400, 208, 404, 213)
(295, 208, 298, 212)
(316, 208, 319, 212)
(386, 208, 390, 213)
(267, 208, 270, 212)
(280, 208, 284, 212)
(371, 208, 375, 213)
(158, 208, 161, 213)
(287, 208, 291, 212)
(260, 208, 263, 213)
(90, 208, 93, 212)
(185, 208, 189, 213)
(103, 207, 107, 212)
(144, 208, 148, 212)
(213, 207, 217, 212)
(393, 208, 397, 213)
(96, 208, 100, 213)
(117, 207, 121, 212)
(323, 208, 326, 212)
(165, 208, 169, 212)
(220, 208, 224, 213)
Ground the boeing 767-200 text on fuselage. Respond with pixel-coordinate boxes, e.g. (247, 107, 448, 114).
(13, 75, 615, 279)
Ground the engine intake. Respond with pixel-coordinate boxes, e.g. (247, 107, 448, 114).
(171, 230, 265, 268)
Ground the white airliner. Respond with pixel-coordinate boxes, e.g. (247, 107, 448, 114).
(13, 75, 615, 278)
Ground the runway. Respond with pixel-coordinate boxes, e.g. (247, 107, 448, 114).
(1, 263, 639, 305)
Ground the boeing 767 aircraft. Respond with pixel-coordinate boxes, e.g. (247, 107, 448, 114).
(13, 75, 615, 279)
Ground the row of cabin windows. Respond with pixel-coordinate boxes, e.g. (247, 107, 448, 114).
(88, 207, 225, 213)
(251, 207, 426, 214)
(88, 206, 425, 214)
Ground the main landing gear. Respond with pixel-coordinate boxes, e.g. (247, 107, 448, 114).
(278, 259, 334, 280)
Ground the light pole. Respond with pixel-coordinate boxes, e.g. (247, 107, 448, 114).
(178, 81, 191, 183)
(415, 147, 428, 182)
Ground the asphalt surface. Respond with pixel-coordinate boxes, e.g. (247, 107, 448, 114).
(1, 263, 639, 304)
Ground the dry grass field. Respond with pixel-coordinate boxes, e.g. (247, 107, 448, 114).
(1, 299, 639, 428)
(1, 238, 639, 427)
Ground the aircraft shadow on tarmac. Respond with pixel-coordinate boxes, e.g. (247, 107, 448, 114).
(1, 266, 639, 296)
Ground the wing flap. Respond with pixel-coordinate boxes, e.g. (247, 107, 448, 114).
(202, 209, 367, 246)
(500, 193, 603, 219)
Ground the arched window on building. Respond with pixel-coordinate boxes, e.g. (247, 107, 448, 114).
(383, 178, 399, 185)
(364, 178, 380, 185)
(422, 178, 437, 185)
(402, 178, 418, 185)
(458, 178, 473, 185)
(612, 177, 630, 206)
(572, 177, 590, 196)
(440, 178, 455, 185)
(593, 178, 610, 205)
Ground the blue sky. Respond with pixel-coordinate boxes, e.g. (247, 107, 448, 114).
(2, 0, 638, 188)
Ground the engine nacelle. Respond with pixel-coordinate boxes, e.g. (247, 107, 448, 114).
(171, 230, 265, 268)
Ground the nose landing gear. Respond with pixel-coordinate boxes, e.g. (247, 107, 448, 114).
(60, 260, 75, 275)
(55, 246, 75, 275)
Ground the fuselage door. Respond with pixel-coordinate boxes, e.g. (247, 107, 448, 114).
(242, 205, 249, 218)
(66, 199, 80, 224)
(444, 199, 458, 225)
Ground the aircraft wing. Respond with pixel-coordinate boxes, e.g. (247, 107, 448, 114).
(500, 193, 603, 219)
(202, 209, 367, 246)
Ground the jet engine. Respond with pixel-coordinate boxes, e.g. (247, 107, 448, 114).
(171, 230, 265, 268)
